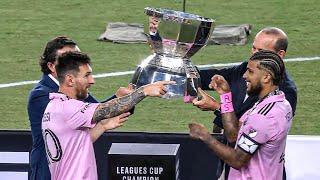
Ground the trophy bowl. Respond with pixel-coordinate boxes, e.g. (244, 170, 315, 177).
(131, 7, 215, 101)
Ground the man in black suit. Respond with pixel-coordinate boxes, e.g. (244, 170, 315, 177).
(27, 36, 133, 180)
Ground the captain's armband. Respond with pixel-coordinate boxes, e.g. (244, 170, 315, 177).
(237, 133, 260, 155)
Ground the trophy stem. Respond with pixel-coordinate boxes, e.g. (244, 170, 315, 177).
(131, 7, 214, 100)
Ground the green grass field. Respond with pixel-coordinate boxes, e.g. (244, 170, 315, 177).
(0, 0, 319, 134)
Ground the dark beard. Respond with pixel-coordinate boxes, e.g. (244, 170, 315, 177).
(75, 88, 88, 100)
(247, 82, 262, 97)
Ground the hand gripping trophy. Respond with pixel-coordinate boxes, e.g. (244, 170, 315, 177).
(131, 7, 215, 102)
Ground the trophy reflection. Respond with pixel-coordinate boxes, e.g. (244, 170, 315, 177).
(131, 7, 215, 102)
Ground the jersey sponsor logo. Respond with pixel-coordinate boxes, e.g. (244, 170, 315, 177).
(238, 133, 260, 155)
(80, 103, 91, 113)
(43, 129, 62, 164)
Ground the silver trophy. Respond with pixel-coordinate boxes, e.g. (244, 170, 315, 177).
(131, 7, 215, 102)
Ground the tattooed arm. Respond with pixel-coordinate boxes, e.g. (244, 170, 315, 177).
(92, 81, 174, 123)
(189, 122, 250, 169)
(210, 75, 240, 143)
(92, 87, 145, 123)
(221, 111, 239, 143)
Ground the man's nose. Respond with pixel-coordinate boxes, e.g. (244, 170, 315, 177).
(243, 71, 248, 79)
(251, 48, 257, 55)
(89, 76, 95, 84)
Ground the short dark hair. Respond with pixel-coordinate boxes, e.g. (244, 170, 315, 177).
(39, 36, 77, 74)
(56, 51, 91, 83)
(249, 50, 285, 85)
(261, 27, 288, 52)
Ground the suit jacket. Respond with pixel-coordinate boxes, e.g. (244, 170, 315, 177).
(198, 61, 297, 128)
(27, 74, 116, 180)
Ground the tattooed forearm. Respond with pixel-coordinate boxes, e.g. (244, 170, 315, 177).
(92, 87, 145, 122)
(205, 137, 250, 169)
(221, 112, 239, 143)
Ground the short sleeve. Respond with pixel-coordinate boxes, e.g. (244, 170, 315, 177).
(63, 99, 99, 129)
(237, 114, 277, 154)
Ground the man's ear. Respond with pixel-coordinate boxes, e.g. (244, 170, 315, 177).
(262, 73, 273, 84)
(47, 62, 56, 74)
(65, 74, 75, 87)
(277, 50, 286, 59)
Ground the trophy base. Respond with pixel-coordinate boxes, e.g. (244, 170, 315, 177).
(131, 65, 185, 98)
(131, 54, 201, 99)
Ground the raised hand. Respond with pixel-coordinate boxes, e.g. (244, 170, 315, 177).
(149, 16, 160, 33)
(209, 75, 231, 95)
(192, 88, 220, 111)
(143, 81, 176, 97)
(99, 112, 131, 131)
(189, 122, 211, 142)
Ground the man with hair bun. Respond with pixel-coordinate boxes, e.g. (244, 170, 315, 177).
(189, 50, 293, 180)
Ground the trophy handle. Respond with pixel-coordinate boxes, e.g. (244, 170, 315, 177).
(130, 66, 142, 89)
(183, 61, 202, 103)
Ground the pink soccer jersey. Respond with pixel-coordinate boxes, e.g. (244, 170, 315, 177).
(228, 91, 293, 180)
(42, 93, 99, 180)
